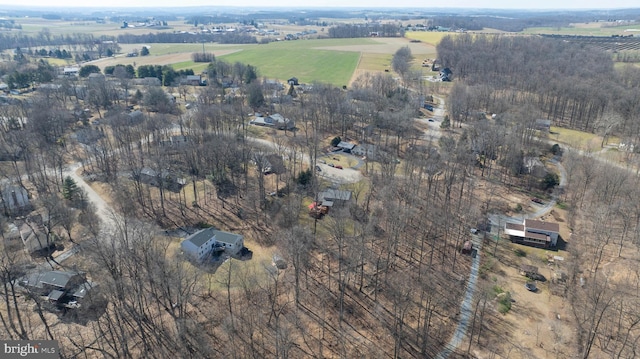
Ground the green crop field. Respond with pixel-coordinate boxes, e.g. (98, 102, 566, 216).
(217, 39, 368, 86)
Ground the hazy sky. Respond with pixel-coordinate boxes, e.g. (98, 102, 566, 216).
(0, 0, 638, 9)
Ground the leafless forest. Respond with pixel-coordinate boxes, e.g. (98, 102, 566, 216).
(2, 29, 640, 359)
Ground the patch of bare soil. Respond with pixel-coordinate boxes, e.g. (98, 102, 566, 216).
(483, 256, 575, 359)
(92, 49, 242, 70)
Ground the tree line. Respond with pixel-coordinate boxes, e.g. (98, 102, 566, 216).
(328, 23, 404, 38)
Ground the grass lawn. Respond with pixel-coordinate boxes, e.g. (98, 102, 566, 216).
(549, 126, 616, 151)
(358, 52, 393, 71)
(45, 58, 74, 66)
(171, 60, 211, 73)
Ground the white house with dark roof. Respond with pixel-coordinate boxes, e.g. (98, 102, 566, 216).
(505, 219, 559, 248)
(181, 227, 244, 262)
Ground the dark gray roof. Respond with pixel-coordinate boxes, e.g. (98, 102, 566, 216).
(213, 230, 243, 245)
(184, 227, 243, 247)
(185, 227, 217, 247)
(22, 271, 81, 289)
(319, 189, 352, 202)
(337, 141, 356, 150)
(47, 290, 65, 301)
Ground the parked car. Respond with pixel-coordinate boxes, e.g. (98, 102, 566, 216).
(335, 165, 343, 169)
(423, 104, 434, 111)
(525, 281, 537, 292)
(315, 165, 321, 172)
(318, 159, 326, 164)
(531, 197, 543, 204)
(328, 163, 335, 167)
(428, 118, 435, 122)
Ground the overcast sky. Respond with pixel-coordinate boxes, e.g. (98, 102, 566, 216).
(0, 0, 638, 10)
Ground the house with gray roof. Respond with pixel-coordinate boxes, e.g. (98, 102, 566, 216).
(19, 271, 98, 308)
(20, 271, 86, 298)
(318, 189, 352, 207)
(181, 227, 244, 262)
(352, 143, 379, 159)
(249, 113, 295, 130)
(336, 141, 356, 153)
(0, 184, 30, 216)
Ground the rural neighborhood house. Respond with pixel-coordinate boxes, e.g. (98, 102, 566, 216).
(180, 227, 244, 262)
(505, 219, 560, 248)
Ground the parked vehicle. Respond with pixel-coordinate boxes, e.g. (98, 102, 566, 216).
(531, 197, 543, 204)
(328, 163, 335, 167)
(335, 165, 343, 169)
(315, 165, 321, 172)
(525, 281, 537, 292)
(318, 159, 326, 164)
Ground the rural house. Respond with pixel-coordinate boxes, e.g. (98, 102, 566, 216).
(533, 119, 552, 132)
(19, 270, 97, 308)
(250, 113, 295, 130)
(261, 154, 286, 175)
(138, 167, 186, 192)
(335, 141, 356, 153)
(317, 189, 352, 208)
(180, 227, 244, 263)
(505, 219, 560, 248)
(183, 75, 203, 86)
(0, 185, 30, 216)
(440, 67, 453, 82)
(523, 156, 546, 177)
(352, 144, 379, 159)
(62, 67, 79, 77)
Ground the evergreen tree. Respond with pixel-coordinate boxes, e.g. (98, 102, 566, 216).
(440, 115, 451, 129)
(63, 176, 79, 201)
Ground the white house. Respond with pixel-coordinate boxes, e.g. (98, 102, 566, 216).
(181, 227, 244, 262)
(352, 144, 378, 159)
(63, 67, 79, 76)
(505, 219, 559, 248)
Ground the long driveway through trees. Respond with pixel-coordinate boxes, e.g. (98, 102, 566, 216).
(438, 159, 567, 358)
